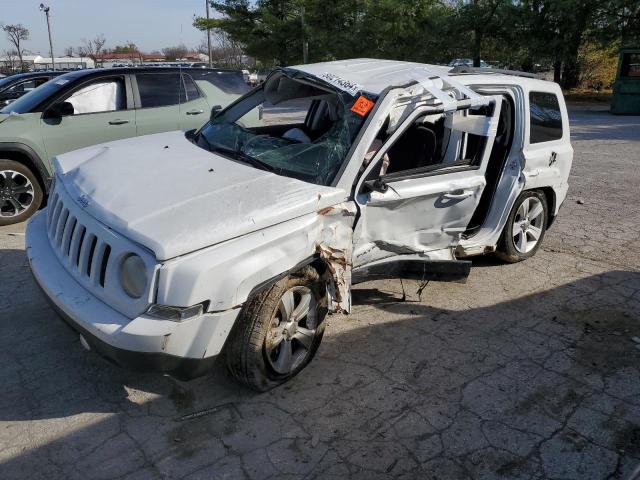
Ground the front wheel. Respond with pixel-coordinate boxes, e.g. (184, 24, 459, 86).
(495, 190, 548, 263)
(225, 266, 327, 391)
(0, 160, 43, 226)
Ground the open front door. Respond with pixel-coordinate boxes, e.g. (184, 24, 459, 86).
(352, 87, 502, 280)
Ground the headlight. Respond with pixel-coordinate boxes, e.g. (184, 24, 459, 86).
(120, 254, 148, 298)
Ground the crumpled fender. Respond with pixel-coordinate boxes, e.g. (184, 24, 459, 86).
(316, 202, 357, 313)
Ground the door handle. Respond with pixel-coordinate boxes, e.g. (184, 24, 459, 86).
(108, 119, 129, 125)
(442, 189, 474, 199)
(186, 109, 204, 115)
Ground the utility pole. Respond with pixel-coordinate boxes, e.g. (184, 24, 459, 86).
(301, 5, 308, 64)
(206, 0, 213, 68)
(40, 3, 55, 71)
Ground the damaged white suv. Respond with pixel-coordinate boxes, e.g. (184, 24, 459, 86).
(27, 59, 572, 391)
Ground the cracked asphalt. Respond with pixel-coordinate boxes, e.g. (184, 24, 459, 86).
(1, 107, 639, 480)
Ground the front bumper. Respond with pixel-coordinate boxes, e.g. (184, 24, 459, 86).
(26, 211, 240, 380)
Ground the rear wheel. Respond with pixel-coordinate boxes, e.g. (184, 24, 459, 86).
(496, 190, 548, 263)
(226, 266, 327, 391)
(0, 160, 43, 226)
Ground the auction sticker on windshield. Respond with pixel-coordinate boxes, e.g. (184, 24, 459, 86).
(319, 72, 363, 96)
(351, 96, 375, 116)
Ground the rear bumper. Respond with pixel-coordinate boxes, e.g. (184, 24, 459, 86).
(26, 210, 239, 380)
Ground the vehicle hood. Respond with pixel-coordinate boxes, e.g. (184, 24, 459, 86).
(55, 131, 347, 260)
(0, 113, 11, 124)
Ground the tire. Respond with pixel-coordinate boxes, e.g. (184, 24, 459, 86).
(0, 159, 43, 226)
(495, 190, 548, 263)
(226, 266, 328, 391)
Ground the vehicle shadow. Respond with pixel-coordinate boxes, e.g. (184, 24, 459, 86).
(1, 246, 640, 479)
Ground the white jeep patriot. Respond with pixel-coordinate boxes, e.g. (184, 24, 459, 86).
(27, 59, 573, 391)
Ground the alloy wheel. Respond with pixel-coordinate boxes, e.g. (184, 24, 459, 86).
(265, 286, 318, 375)
(0, 170, 34, 218)
(512, 196, 545, 254)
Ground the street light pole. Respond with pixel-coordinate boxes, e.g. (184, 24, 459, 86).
(205, 0, 213, 68)
(39, 3, 55, 71)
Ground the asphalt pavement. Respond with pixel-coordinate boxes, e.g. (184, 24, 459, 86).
(1, 106, 639, 480)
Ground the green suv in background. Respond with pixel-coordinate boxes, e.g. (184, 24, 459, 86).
(0, 67, 250, 225)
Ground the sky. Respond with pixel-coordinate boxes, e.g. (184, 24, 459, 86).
(0, 0, 215, 56)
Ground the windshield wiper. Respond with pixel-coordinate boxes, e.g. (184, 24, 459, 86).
(209, 144, 274, 172)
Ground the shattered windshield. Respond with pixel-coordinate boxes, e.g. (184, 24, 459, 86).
(194, 72, 376, 186)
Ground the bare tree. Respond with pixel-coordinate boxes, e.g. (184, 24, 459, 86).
(77, 34, 107, 67)
(197, 31, 245, 68)
(2, 24, 29, 71)
(1, 49, 19, 72)
(211, 30, 245, 68)
(162, 44, 189, 61)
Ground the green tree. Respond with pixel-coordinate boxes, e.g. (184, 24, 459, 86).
(454, 0, 513, 68)
(111, 41, 139, 54)
(590, 0, 640, 47)
(196, 0, 304, 66)
(516, 0, 599, 88)
(201, 0, 633, 90)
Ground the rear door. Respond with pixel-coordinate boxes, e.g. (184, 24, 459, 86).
(522, 88, 572, 214)
(178, 73, 210, 130)
(132, 72, 181, 136)
(352, 95, 502, 272)
(41, 74, 136, 160)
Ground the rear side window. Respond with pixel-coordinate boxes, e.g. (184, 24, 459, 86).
(6, 79, 39, 93)
(136, 73, 181, 108)
(529, 92, 563, 144)
(197, 71, 249, 95)
(182, 74, 201, 101)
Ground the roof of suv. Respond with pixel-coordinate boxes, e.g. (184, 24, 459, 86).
(293, 58, 557, 95)
(52, 66, 244, 83)
(1, 71, 63, 81)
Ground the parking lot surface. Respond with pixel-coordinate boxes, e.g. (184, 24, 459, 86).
(1, 107, 639, 480)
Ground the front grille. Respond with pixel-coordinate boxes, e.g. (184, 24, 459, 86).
(44, 179, 156, 319)
(47, 191, 113, 289)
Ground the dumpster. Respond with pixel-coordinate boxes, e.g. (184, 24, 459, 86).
(611, 48, 640, 114)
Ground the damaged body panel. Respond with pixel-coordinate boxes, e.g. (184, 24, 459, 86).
(27, 58, 573, 388)
(316, 202, 357, 313)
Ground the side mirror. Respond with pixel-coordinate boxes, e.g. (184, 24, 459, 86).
(363, 178, 389, 194)
(210, 105, 222, 121)
(44, 101, 74, 119)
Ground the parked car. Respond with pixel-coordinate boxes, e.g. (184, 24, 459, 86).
(27, 59, 572, 391)
(0, 67, 250, 225)
(247, 71, 259, 86)
(248, 68, 272, 86)
(449, 58, 491, 68)
(0, 71, 63, 107)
